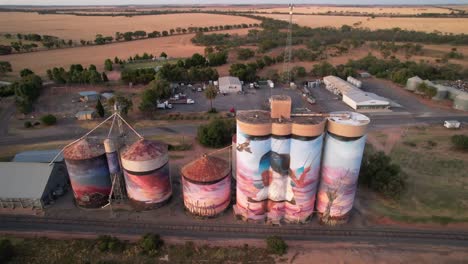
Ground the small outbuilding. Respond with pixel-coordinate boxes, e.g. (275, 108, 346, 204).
(218, 76, 242, 94)
(79, 91, 100, 102)
(0, 162, 69, 209)
(75, 110, 96, 121)
(342, 91, 390, 111)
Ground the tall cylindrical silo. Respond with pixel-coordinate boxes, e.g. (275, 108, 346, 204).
(317, 112, 370, 225)
(233, 110, 272, 222)
(63, 138, 112, 208)
(267, 120, 292, 224)
(121, 139, 172, 210)
(285, 117, 326, 223)
(104, 138, 121, 174)
(232, 135, 237, 180)
(181, 156, 231, 217)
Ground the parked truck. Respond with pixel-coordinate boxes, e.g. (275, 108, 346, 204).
(157, 101, 173, 109)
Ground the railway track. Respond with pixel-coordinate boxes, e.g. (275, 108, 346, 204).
(1, 215, 468, 246)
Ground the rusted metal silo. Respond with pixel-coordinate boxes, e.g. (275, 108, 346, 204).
(63, 138, 112, 208)
(181, 155, 231, 217)
(121, 139, 172, 210)
(285, 116, 326, 223)
(316, 111, 370, 225)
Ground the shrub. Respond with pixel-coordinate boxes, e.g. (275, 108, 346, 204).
(359, 146, 407, 199)
(33, 121, 41, 126)
(96, 235, 125, 252)
(0, 239, 14, 263)
(138, 233, 164, 255)
(451, 135, 468, 152)
(24, 121, 32, 128)
(266, 236, 287, 256)
(40, 114, 57, 126)
(197, 119, 235, 148)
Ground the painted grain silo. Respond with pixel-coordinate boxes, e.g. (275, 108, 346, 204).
(232, 135, 237, 180)
(267, 118, 292, 224)
(63, 138, 112, 208)
(233, 110, 272, 222)
(316, 111, 370, 225)
(285, 117, 326, 223)
(453, 93, 468, 111)
(406, 76, 422, 91)
(432, 85, 448, 101)
(104, 138, 120, 174)
(121, 139, 172, 210)
(181, 155, 231, 217)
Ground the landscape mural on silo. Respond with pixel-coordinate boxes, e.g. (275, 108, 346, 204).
(124, 163, 172, 205)
(65, 155, 112, 208)
(182, 176, 231, 217)
(105, 151, 121, 174)
(286, 134, 324, 223)
(235, 129, 271, 220)
(316, 134, 367, 219)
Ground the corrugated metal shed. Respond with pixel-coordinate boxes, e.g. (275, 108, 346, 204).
(0, 162, 54, 199)
(13, 149, 63, 163)
(218, 76, 242, 93)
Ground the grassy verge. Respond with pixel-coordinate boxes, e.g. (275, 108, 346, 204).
(367, 126, 468, 224)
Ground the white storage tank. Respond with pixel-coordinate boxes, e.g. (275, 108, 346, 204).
(347, 76, 362, 89)
(406, 76, 423, 92)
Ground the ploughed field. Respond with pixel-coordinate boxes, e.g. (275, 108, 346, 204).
(0, 12, 259, 40)
(258, 14, 468, 34)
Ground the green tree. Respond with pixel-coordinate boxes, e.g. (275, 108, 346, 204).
(102, 72, 109, 82)
(138, 233, 164, 255)
(0, 239, 14, 263)
(13, 74, 42, 114)
(266, 236, 288, 256)
(20, 68, 34, 77)
(197, 119, 235, 148)
(451, 135, 468, 152)
(205, 84, 218, 112)
(40, 114, 57, 126)
(311, 62, 337, 77)
(108, 95, 133, 115)
(104, 59, 113, 71)
(0, 61, 12, 75)
(95, 99, 105, 117)
(160, 52, 167, 58)
(237, 48, 255, 60)
(139, 79, 171, 112)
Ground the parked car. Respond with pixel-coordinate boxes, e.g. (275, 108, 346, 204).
(157, 101, 173, 109)
(187, 99, 195, 104)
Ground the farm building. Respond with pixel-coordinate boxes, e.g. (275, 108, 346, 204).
(0, 162, 69, 209)
(75, 110, 96, 120)
(323, 75, 361, 95)
(218, 76, 242, 94)
(79, 91, 100, 102)
(13, 149, 63, 163)
(343, 91, 390, 111)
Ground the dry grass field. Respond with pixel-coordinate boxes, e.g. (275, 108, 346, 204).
(1, 28, 252, 76)
(0, 12, 259, 40)
(259, 14, 468, 34)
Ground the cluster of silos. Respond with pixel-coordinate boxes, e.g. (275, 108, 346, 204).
(120, 139, 172, 210)
(347, 76, 362, 89)
(63, 138, 112, 208)
(180, 156, 231, 217)
(316, 112, 370, 225)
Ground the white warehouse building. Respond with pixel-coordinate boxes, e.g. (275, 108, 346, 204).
(218, 76, 242, 94)
(323, 75, 390, 111)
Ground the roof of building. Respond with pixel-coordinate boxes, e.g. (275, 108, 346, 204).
(218, 76, 241, 87)
(78, 91, 99, 97)
(0, 162, 54, 199)
(76, 110, 95, 116)
(101, 92, 114, 100)
(408, 76, 423, 82)
(181, 156, 230, 183)
(0, 81, 12, 87)
(344, 91, 390, 106)
(323, 75, 361, 94)
(13, 149, 63, 163)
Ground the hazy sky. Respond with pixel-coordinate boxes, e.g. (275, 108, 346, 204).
(1, 0, 468, 6)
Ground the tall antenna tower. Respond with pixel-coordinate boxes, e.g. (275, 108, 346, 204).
(283, 3, 294, 86)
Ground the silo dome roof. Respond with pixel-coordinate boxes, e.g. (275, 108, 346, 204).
(121, 139, 167, 162)
(63, 138, 105, 160)
(181, 156, 229, 183)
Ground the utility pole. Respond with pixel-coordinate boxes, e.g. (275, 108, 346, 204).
(283, 3, 294, 87)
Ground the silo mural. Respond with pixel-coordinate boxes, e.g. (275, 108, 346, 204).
(233, 110, 272, 222)
(121, 139, 172, 210)
(181, 156, 231, 217)
(104, 138, 120, 174)
(63, 138, 112, 208)
(316, 112, 370, 225)
(285, 117, 326, 223)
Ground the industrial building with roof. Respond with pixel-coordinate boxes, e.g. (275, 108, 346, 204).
(218, 76, 242, 94)
(323, 75, 390, 111)
(0, 162, 69, 209)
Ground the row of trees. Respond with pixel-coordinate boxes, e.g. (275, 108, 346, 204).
(1, 33, 74, 54)
(10, 70, 43, 113)
(46, 64, 108, 85)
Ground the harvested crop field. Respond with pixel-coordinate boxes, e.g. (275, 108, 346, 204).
(256, 6, 453, 15)
(1, 28, 253, 76)
(0, 12, 259, 40)
(259, 14, 468, 34)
